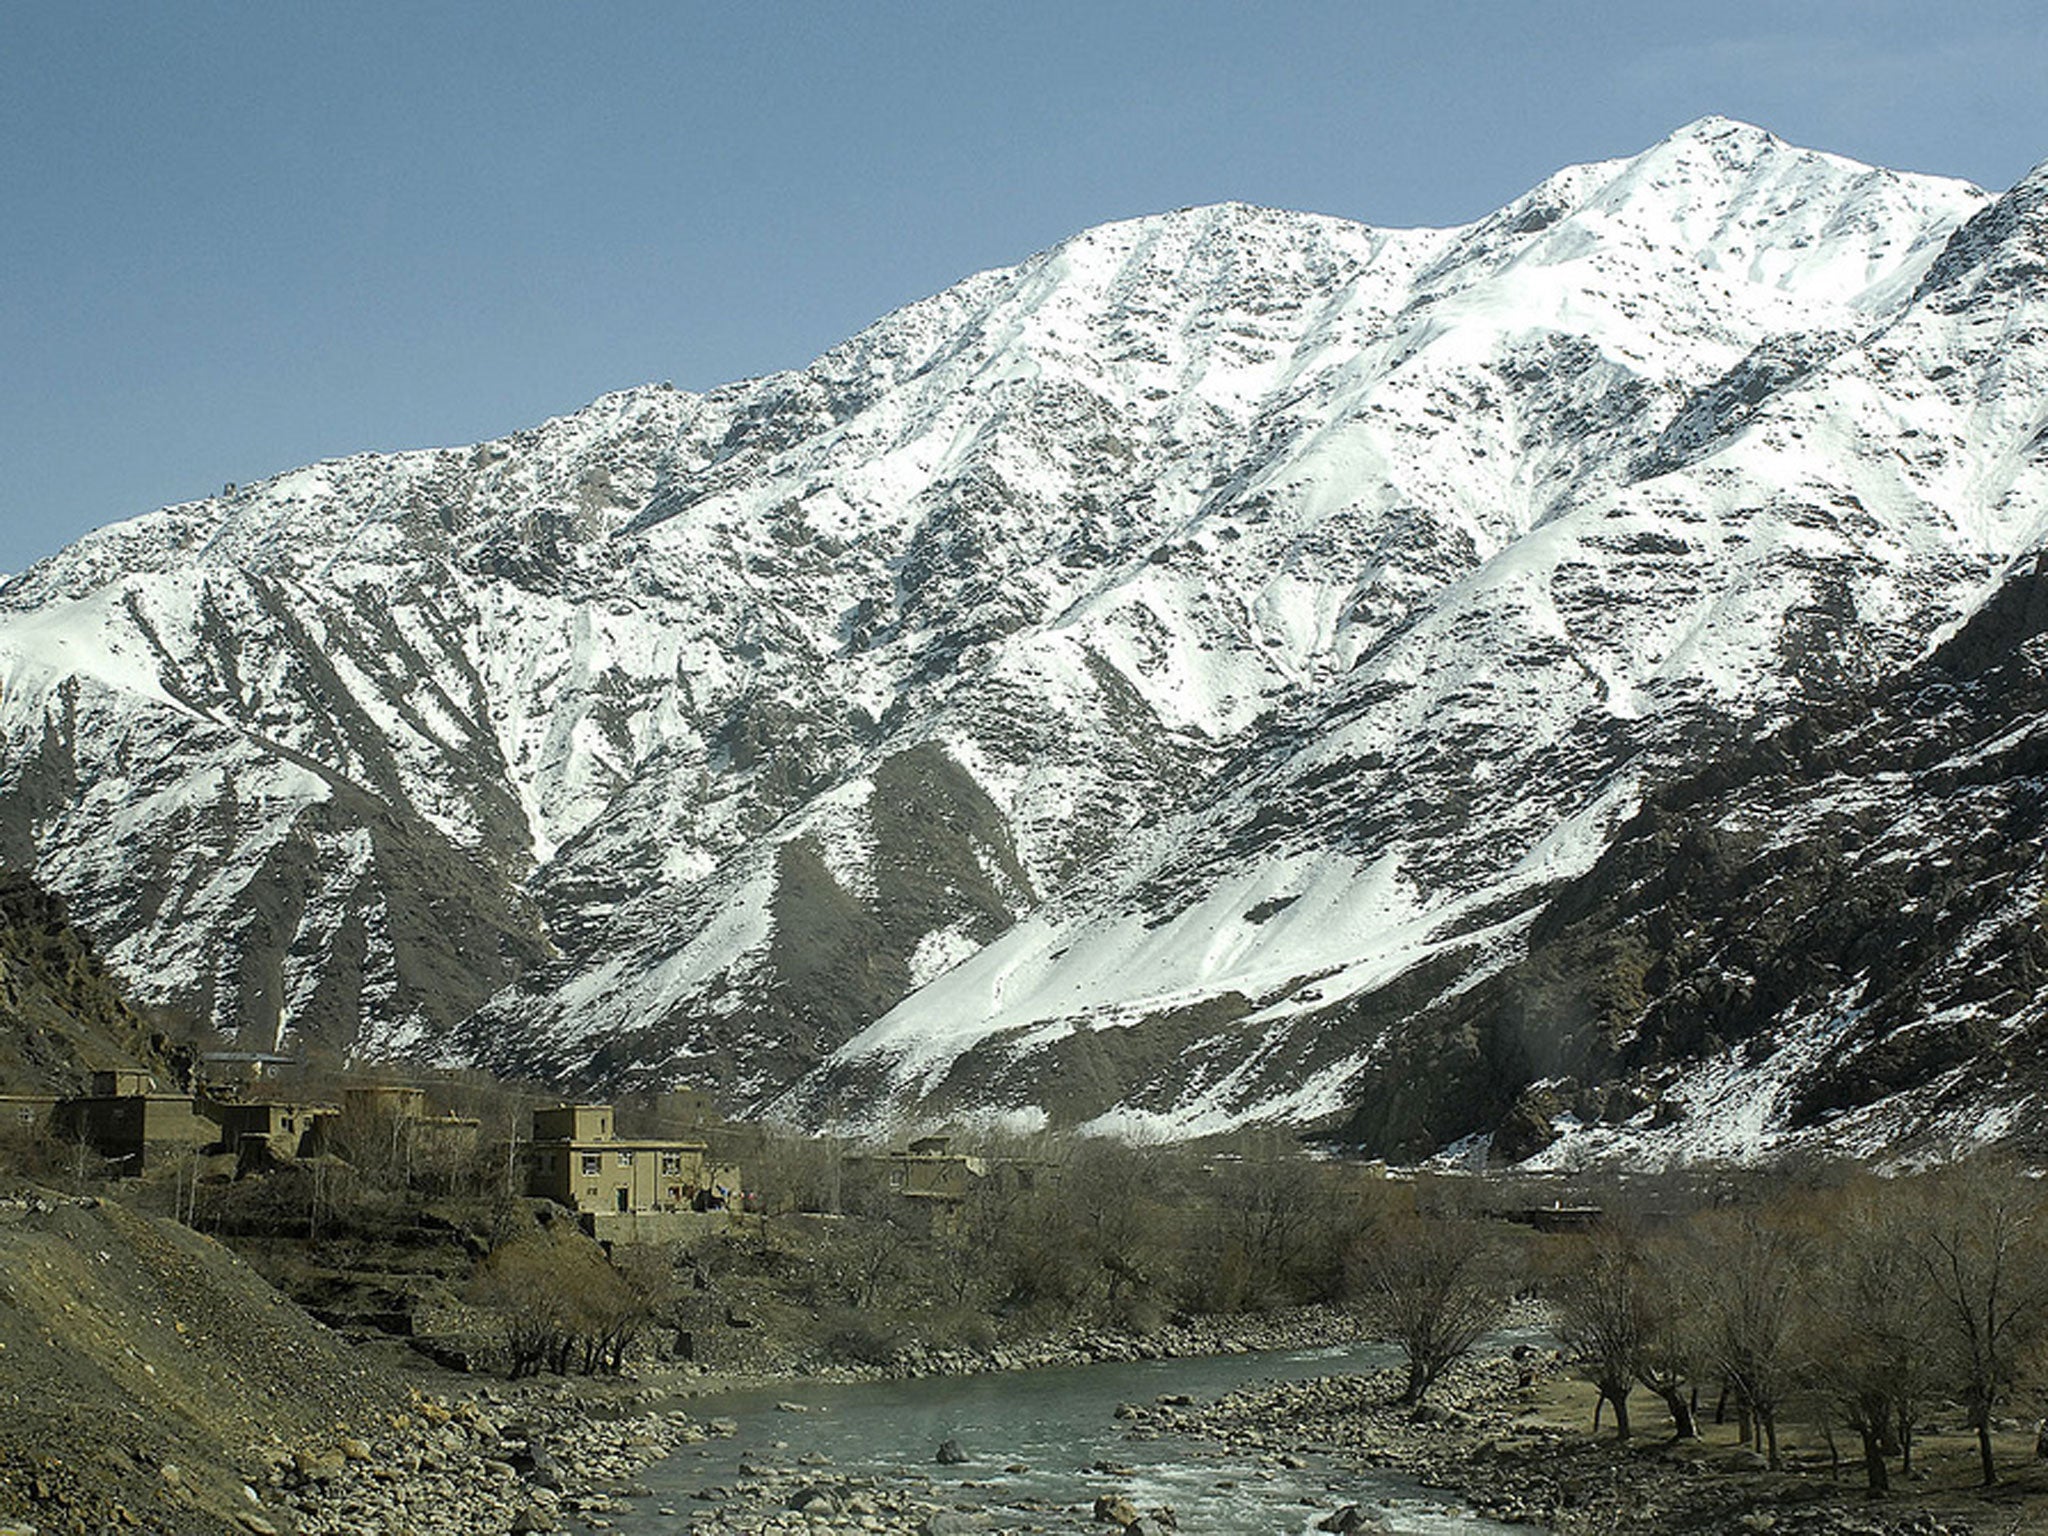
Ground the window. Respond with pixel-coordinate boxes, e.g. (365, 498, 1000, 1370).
(616, 1149, 635, 1167)
(661, 1150, 684, 1175)
(581, 1153, 603, 1176)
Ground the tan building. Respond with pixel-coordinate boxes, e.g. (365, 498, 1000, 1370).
(0, 1094, 58, 1138)
(887, 1135, 989, 1201)
(343, 1083, 429, 1119)
(209, 1099, 339, 1159)
(56, 1090, 220, 1174)
(527, 1103, 723, 1215)
(90, 1069, 161, 1097)
(343, 1083, 479, 1140)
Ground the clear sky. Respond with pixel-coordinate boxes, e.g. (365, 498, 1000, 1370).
(4, 1, 2046, 576)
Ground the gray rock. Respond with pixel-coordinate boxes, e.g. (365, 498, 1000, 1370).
(789, 1487, 838, 1515)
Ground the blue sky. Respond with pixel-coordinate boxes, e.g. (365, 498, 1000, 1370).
(4, 1, 2045, 575)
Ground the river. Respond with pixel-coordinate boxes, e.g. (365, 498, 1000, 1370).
(606, 1342, 1534, 1534)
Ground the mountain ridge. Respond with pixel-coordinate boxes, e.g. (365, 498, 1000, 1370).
(2, 118, 2043, 1160)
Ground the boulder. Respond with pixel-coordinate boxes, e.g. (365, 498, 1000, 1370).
(935, 1437, 969, 1464)
(1094, 1494, 1141, 1525)
(1316, 1506, 1388, 1534)
(290, 1449, 345, 1484)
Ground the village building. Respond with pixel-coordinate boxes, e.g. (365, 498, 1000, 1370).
(886, 1134, 989, 1201)
(527, 1103, 733, 1216)
(91, 1068, 160, 1097)
(343, 1083, 428, 1118)
(839, 1134, 1040, 1235)
(208, 1098, 340, 1160)
(339, 1083, 482, 1159)
(54, 1084, 221, 1174)
(0, 1093, 59, 1138)
(195, 1050, 297, 1091)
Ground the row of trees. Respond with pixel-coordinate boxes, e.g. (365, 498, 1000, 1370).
(450, 1120, 2047, 1499)
(1539, 1162, 2048, 1491)
(744, 1137, 2048, 1493)
(744, 1127, 1384, 1327)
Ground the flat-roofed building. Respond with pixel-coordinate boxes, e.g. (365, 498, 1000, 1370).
(527, 1102, 720, 1215)
(0, 1094, 58, 1138)
(209, 1099, 339, 1159)
(56, 1090, 220, 1174)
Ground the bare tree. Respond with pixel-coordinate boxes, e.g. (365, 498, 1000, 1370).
(1632, 1231, 1701, 1439)
(1349, 1207, 1511, 1406)
(470, 1223, 654, 1378)
(1545, 1229, 1647, 1439)
(1681, 1208, 1805, 1469)
(1199, 1134, 1332, 1309)
(1906, 1159, 2048, 1487)
(1799, 1180, 1939, 1493)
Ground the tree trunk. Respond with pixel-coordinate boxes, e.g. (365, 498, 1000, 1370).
(1859, 1428, 1890, 1494)
(1977, 1417, 1997, 1487)
(1656, 1387, 1698, 1440)
(1762, 1411, 1780, 1471)
(1609, 1386, 1631, 1441)
(1402, 1359, 1427, 1406)
(1897, 1405, 1914, 1477)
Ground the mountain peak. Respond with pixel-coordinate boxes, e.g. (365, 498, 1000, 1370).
(1663, 113, 1776, 145)
(0, 127, 2041, 1164)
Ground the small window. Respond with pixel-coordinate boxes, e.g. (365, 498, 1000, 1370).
(616, 1149, 635, 1167)
(581, 1153, 603, 1176)
(661, 1150, 684, 1175)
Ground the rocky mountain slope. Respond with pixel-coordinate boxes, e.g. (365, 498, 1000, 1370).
(3, 118, 2046, 1157)
(0, 872, 188, 1095)
(1336, 549, 2048, 1166)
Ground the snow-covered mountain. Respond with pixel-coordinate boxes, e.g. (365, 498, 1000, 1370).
(4, 117, 2046, 1158)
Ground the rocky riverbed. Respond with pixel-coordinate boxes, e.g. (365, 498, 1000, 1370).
(689, 1305, 1382, 1387)
(276, 1320, 2018, 1536)
(1131, 1352, 1992, 1536)
(274, 1386, 714, 1536)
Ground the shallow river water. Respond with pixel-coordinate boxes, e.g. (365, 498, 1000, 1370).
(608, 1343, 1531, 1535)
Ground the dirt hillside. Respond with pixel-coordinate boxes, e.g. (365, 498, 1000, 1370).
(0, 1185, 409, 1534)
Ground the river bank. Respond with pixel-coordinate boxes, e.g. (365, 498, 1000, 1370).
(1141, 1350, 2020, 1536)
(289, 1311, 2042, 1536)
(283, 1307, 1381, 1534)
(671, 1304, 1381, 1391)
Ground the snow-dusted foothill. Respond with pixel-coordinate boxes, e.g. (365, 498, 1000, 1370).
(3, 117, 2046, 1159)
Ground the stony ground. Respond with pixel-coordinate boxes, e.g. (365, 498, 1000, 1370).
(1131, 1349, 2048, 1536)
(0, 1187, 411, 1535)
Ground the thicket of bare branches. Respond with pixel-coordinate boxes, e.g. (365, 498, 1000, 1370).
(1533, 1158, 2048, 1492)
